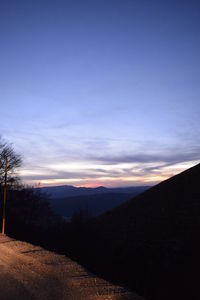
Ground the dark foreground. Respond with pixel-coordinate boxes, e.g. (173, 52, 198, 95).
(0, 235, 143, 300)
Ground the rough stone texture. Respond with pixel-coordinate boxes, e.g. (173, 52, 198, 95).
(0, 235, 143, 300)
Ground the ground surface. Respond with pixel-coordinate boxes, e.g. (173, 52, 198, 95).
(0, 235, 143, 300)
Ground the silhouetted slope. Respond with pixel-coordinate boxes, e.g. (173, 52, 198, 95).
(72, 163, 200, 300)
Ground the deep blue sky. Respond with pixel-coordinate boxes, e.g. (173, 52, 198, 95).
(0, 0, 200, 187)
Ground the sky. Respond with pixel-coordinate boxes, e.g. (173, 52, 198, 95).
(0, 0, 200, 187)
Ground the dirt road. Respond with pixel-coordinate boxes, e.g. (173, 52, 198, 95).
(0, 235, 143, 300)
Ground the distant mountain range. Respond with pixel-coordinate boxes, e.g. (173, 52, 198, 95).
(36, 185, 150, 219)
(37, 185, 150, 198)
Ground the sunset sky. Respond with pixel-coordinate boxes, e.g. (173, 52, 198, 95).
(0, 0, 200, 187)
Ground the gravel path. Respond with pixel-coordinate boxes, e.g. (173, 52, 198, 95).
(0, 235, 144, 300)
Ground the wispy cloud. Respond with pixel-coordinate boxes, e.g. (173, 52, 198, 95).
(90, 149, 200, 165)
(19, 145, 200, 187)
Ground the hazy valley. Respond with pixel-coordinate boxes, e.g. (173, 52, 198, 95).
(37, 185, 150, 219)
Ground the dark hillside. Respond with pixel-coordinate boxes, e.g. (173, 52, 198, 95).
(68, 163, 200, 300)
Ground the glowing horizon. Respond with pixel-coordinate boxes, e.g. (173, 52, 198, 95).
(19, 160, 200, 188)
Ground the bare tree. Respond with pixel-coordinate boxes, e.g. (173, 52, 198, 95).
(0, 137, 22, 188)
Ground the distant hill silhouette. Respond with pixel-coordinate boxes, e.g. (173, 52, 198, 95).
(36, 185, 150, 219)
(37, 185, 149, 198)
(68, 163, 200, 300)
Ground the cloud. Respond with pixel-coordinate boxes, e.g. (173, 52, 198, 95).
(89, 147, 200, 166)
(7, 125, 200, 187)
